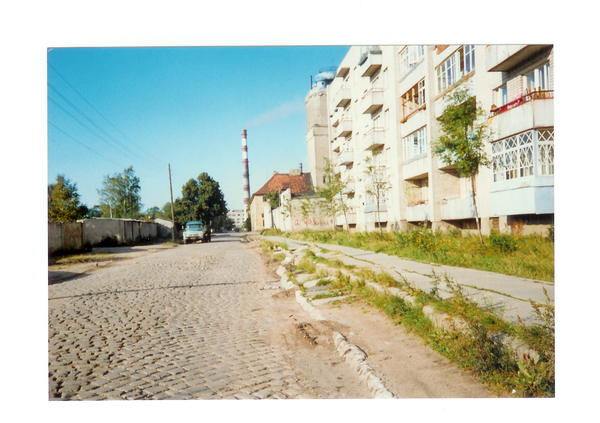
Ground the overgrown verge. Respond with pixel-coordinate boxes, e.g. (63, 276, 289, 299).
(262, 241, 555, 398)
(261, 227, 554, 282)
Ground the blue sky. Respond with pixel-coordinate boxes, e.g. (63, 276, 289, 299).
(47, 46, 350, 212)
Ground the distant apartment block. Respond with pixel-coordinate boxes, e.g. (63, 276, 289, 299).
(317, 45, 553, 235)
(227, 210, 245, 228)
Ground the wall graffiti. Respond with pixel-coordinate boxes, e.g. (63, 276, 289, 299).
(294, 218, 334, 227)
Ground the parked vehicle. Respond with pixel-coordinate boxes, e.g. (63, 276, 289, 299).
(183, 221, 211, 244)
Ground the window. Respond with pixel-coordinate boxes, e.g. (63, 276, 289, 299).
(537, 129, 554, 176)
(492, 128, 554, 182)
(436, 45, 475, 93)
(495, 84, 508, 106)
(464, 45, 475, 74)
(403, 126, 428, 161)
(401, 78, 426, 121)
(400, 46, 425, 77)
(526, 62, 551, 91)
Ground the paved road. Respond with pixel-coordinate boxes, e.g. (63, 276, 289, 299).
(48, 235, 310, 400)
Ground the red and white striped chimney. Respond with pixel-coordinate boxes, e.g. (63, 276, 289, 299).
(242, 129, 250, 214)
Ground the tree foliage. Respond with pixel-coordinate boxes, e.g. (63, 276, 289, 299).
(315, 158, 352, 235)
(97, 166, 142, 219)
(48, 175, 88, 222)
(433, 87, 492, 245)
(300, 195, 316, 229)
(174, 172, 227, 229)
(264, 192, 280, 209)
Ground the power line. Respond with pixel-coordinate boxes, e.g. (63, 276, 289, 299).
(48, 83, 165, 172)
(48, 120, 165, 182)
(48, 121, 125, 168)
(47, 62, 167, 168)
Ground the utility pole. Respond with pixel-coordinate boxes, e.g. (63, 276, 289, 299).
(168, 164, 176, 243)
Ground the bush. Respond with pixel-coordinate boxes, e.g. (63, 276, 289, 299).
(395, 226, 441, 254)
(546, 225, 554, 243)
(489, 230, 518, 253)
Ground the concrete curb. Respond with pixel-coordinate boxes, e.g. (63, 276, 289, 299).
(333, 332, 394, 399)
(295, 291, 327, 321)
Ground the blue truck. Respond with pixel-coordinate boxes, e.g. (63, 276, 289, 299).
(183, 221, 211, 244)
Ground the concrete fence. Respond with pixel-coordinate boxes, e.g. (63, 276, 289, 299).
(48, 218, 166, 255)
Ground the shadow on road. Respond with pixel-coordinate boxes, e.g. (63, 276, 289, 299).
(48, 271, 90, 285)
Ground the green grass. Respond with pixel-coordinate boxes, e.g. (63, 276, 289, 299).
(325, 271, 555, 397)
(258, 234, 554, 396)
(264, 228, 554, 282)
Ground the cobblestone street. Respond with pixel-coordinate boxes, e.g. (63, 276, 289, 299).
(48, 235, 330, 400)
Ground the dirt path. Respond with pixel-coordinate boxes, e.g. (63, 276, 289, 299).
(251, 240, 496, 398)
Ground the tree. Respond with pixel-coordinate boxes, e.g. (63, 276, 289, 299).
(48, 174, 88, 221)
(300, 195, 316, 229)
(433, 87, 492, 245)
(364, 149, 390, 234)
(86, 205, 103, 219)
(264, 191, 280, 229)
(174, 172, 227, 232)
(144, 206, 160, 220)
(97, 166, 142, 219)
(315, 158, 352, 236)
(281, 193, 294, 232)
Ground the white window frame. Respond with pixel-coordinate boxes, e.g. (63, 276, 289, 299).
(400, 46, 425, 77)
(526, 62, 551, 91)
(401, 78, 426, 121)
(436, 45, 475, 93)
(495, 84, 508, 106)
(492, 128, 554, 182)
(403, 126, 428, 161)
(418, 79, 426, 106)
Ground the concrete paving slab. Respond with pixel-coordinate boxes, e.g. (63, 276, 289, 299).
(264, 236, 554, 325)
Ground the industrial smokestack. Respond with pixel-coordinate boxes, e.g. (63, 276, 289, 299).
(242, 129, 250, 216)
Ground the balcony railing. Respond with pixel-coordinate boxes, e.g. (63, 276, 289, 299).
(338, 149, 354, 166)
(336, 118, 352, 138)
(335, 86, 352, 108)
(361, 88, 384, 114)
(490, 89, 553, 117)
(364, 127, 386, 150)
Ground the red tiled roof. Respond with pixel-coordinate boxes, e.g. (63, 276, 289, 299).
(253, 173, 314, 198)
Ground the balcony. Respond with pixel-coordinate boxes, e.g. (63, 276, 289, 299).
(334, 86, 352, 108)
(490, 90, 553, 139)
(336, 64, 350, 78)
(338, 149, 354, 166)
(344, 181, 355, 193)
(360, 49, 383, 77)
(361, 88, 384, 114)
(486, 45, 551, 72)
(441, 195, 476, 220)
(331, 109, 341, 128)
(364, 127, 386, 150)
(403, 154, 429, 180)
(336, 118, 353, 138)
(365, 209, 388, 223)
(406, 203, 430, 222)
(335, 212, 356, 225)
(436, 149, 459, 170)
(490, 127, 554, 216)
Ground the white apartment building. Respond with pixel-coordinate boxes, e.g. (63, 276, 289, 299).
(320, 45, 554, 235)
(227, 209, 245, 228)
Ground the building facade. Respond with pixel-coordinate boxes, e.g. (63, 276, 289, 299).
(318, 45, 553, 235)
(227, 210, 246, 228)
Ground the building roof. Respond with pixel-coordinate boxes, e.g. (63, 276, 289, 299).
(252, 172, 314, 199)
